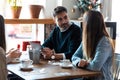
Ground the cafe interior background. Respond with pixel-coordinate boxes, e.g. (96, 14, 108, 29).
(0, 0, 120, 53)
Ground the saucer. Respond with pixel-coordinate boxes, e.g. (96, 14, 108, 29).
(60, 64, 73, 69)
(20, 66, 33, 71)
(20, 67, 33, 71)
(10, 58, 20, 64)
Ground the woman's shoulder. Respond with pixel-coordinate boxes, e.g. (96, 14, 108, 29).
(0, 47, 6, 59)
(0, 47, 6, 63)
(100, 36, 110, 42)
(97, 36, 112, 47)
(0, 47, 5, 55)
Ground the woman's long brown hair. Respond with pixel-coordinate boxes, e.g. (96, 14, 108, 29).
(82, 10, 114, 60)
(0, 15, 6, 51)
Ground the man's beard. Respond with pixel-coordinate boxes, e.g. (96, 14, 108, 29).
(59, 23, 70, 32)
(61, 23, 69, 28)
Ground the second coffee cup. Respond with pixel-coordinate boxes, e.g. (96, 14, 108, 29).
(21, 59, 33, 68)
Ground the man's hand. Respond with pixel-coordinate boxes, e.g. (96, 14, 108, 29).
(41, 47, 54, 59)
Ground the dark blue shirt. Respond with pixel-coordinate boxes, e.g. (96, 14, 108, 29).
(42, 23, 82, 59)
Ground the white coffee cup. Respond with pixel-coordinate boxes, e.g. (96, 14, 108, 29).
(21, 59, 33, 68)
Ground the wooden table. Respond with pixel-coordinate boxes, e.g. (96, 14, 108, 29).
(7, 60, 101, 80)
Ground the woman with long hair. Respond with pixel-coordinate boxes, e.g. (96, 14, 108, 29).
(72, 10, 114, 80)
(0, 15, 21, 79)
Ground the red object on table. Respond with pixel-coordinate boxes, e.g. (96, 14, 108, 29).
(17, 44, 20, 50)
(22, 41, 40, 51)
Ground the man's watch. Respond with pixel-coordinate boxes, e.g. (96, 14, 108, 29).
(51, 55, 55, 59)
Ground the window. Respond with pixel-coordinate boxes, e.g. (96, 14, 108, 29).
(112, 0, 120, 53)
(5, 0, 46, 52)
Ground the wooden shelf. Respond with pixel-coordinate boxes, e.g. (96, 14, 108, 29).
(5, 19, 54, 24)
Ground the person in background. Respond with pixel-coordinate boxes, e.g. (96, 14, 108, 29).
(72, 10, 114, 80)
(41, 6, 82, 60)
(0, 15, 21, 79)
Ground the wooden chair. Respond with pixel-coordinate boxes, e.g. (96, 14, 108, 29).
(105, 22, 117, 47)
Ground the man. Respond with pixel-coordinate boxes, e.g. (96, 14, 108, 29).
(41, 6, 82, 60)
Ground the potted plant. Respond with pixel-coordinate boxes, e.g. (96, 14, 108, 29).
(28, 0, 43, 18)
(7, 0, 22, 18)
(29, 5, 43, 18)
(76, 0, 101, 13)
(72, 0, 102, 20)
